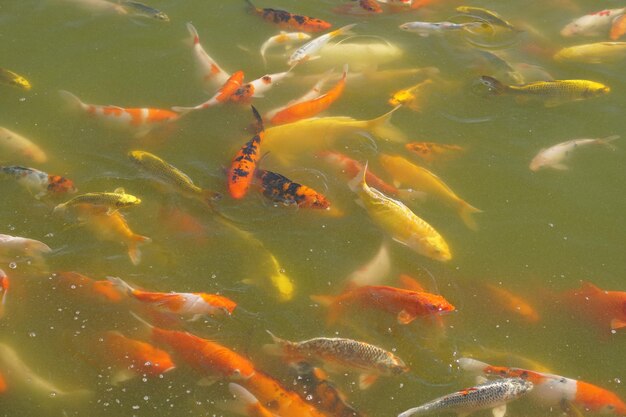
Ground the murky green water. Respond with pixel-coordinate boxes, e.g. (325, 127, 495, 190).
(0, 0, 625, 416)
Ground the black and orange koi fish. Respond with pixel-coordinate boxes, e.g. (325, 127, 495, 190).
(255, 169, 330, 209)
(246, 0, 332, 32)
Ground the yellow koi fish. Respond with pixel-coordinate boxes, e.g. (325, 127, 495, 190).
(0, 68, 31, 90)
(388, 79, 435, 111)
(553, 42, 626, 64)
(379, 154, 481, 230)
(348, 163, 451, 262)
(54, 188, 141, 214)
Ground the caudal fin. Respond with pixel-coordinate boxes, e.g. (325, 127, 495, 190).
(347, 161, 368, 193)
(458, 201, 482, 231)
(457, 357, 491, 373)
(479, 76, 507, 95)
(220, 383, 261, 416)
(598, 135, 620, 151)
(186, 22, 200, 45)
(367, 107, 406, 143)
(309, 294, 342, 324)
(262, 330, 287, 356)
(128, 235, 152, 266)
(58, 90, 87, 112)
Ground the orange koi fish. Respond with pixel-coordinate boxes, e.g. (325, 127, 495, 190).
(172, 70, 245, 113)
(358, 0, 383, 13)
(59, 90, 179, 137)
(158, 205, 210, 245)
(222, 383, 276, 417)
(227, 106, 264, 199)
(398, 274, 447, 331)
(266, 70, 333, 122)
(405, 142, 465, 163)
(246, 0, 332, 33)
(311, 284, 455, 325)
(0, 372, 6, 393)
(611, 14, 626, 40)
(484, 283, 540, 323)
(269, 65, 348, 125)
(255, 168, 330, 209)
(317, 150, 399, 197)
(186, 22, 230, 88)
(230, 71, 292, 104)
(459, 358, 626, 415)
(101, 331, 175, 384)
(55, 271, 125, 303)
(0, 269, 8, 318)
(0, 166, 76, 199)
(72, 203, 151, 266)
(560, 282, 626, 332)
(108, 276, 236, 320)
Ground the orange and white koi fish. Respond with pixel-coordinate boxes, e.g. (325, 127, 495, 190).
(59, 90, 179, 137)
(171, 70, 245, 113)
(264, 332, 408, 390)
(61, 0, 127, 15)
(55, 271, 125, 303)
(459, 358, 626, 415)
(347, 241, 391, 287)
(186, 22, 230, 88)
(379, 154, 482, 230)
(246, 0, 332, 33)
(260, 31, 311, 65)
(0, 269, 8, 318)
(229, 71, 292, 104)
(288, 24, 357, 66)
(100, 331, 175, 384)
(72, 203, 151, 266)
(312, 283, 455, 325)
(108, 276, 236, 320)
(266, 69, 333, 121)
(0, 126, 47, 164)
(405, 142, 465, 163)
(269, 65, 347, 125)
(222, 383, 276, 417)
(255, 168, 330, 209)
(227, 106, 264, 199)
(561, 8, 626, 37)
(529, 135, 619, 171)
(560, 282, 626, 333)
(484, 283, 540, 323)
(1, 166, 76, 199)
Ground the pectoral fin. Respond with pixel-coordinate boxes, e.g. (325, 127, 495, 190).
(197, 377, 218, 387)
(358, 373, 379, 390)
(397, 309, 417, 325)
(111, 369, 136, 385)
(492, 404, 507, 417)
(611, 318, 626, 330)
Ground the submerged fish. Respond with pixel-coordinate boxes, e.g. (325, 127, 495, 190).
(399, 21, 488, 37)
(264, 332, 408, 390)
(246, 0, 331, 32)
(484, 283, 540, 323)
(0, 234, 51, 266)
(405, 142, 464, 163)
(398, 378, 533, 417)
(529, 135, 619, 171)
(0, 126, 47, 163)
(227, 106, 264, 199)
(0, 68, 31, 90)
(260, 31, 311, 64)
(222, 383, 276, 417)
(561, 8, 626, 37)
(560, 281, 626, 333)
(0, 166, 76, 199)
(389, 79, 434, 111)
(55, 271, 125, 303)
(554, 42, 626, 63)
(456, 6, 518, 31)
(53, 188, 141, 214)
(288, 24, 357, 66)
(120, 0, 169, 21)
(255, 169, 330, 209)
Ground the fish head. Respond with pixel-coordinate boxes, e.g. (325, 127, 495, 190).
(12, 76, 31, 90)
(420, 292, 455, 314)
(384, 353, 410, 375)
(575, 381, 626, 416)
(119, 194, 142, 206)
(590, 84, 611, 97)
(419, 235, 452, 262)
(560, 20, 583, 37)
(529, 156, 548, 171)
(389, 90, 413, 106)
(48, 175, 77, 194)
(155, 12, 169, 22)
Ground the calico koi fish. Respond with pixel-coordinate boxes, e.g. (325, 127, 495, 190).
(266, 69, 333, 122)
(349, 163, 452, 261)
(0, 269, 8, 318)
(128, 150, 221, 204)
(229, 71, 292, 104)
(288, 24, 357, 66)
(379, 154, 481, 230)
(172, 70, 245, 113)
(246, 0, 331, 33)
(222, 383, 276, 417)
(269, 65, 347, 125)
(108, 276, 236, 320)
(0, 126, 47, 163)
(186, 22, 230, 88)
(255, 168, 330, 209)
(480, 76, 610, 107)
(529, 135, 619, 171)
(55, 271, 125, 303)
(560, 282, 626, 333)
(72, 203, 151, 265)
(264, 332, 408, 390)
(101, 331, 175, 384)
(53, 188, 141, 214)
(561, 8, 626, 38)
(260, 31, 311, 65)
(0, 68, 31, 90)
(484, 283, 540, 323)
(554, 42, 626, 63)
(459, 358, 626, 415)
(59, 90, 179, 136)
(227, 106, 264, 199)
(311, 283, 455, 325)
(398, 378, 533, 417)
(0, 166, 76, 199)
(405, 142, 465, 163)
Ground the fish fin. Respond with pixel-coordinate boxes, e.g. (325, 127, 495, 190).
(458, 201, 482, 231)
(105, 276, 135, 294)
(220, 383, 262, 416)
(397, 309, 417, 324)
(492, 404, 507, 417)
(398, 274, 426, 292)
(457, 357, 491, 373)
(262, 330, 287, 356)
(610, 318, 626, 330)
(358, 373, 379, 390)
(543, 99, 562, 108)
(114, 187, 126, 194)
(128, 235, 151, 265)
(250, 105, 264, 132)
(197, 377, 218, 387)
(580, 281, 601, 293)
(598, 135, 620, 151)
(476, 375, 488, 384)
(202, 189, 222, 205)
(610, 14, 626, 40)
(310, 294, 342, 324)
(188, 314, 204, 322)
(111, 369, 136, 386)
(367, 107, 406, 143)
(171, 106, 195, 114)
(58, 90, 88, 111)
(479, 76, 507, 95)
(348, 161, 368, 192)
(129, 311, 155, 330)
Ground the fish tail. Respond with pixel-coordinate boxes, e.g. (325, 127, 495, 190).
(221, 383, 261, 416)
(367, 106, 407, 143)
(347, 160, 368, 192)
(250, 105, 264, 132)
(262, 330, 288, 356)
(106, 276, 135, 295)
(186, 22, 200, 45)
(598, 135, 620, 151)
(333, 23, 358, 38)
(129, 311, 155, 330)
(58, 90, 88, 111)
(457, 357, 491, 373)
(480, 76, 507, 95)
(128, 235, 151, 266)
(310, 294, 342, 324)
(458, 201, 482, 231)
(52, 203, 67, 215)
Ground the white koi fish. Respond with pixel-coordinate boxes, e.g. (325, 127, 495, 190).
(561, 8, 626, 37)
(288, 23, 357, 66)
(0, 127, 47, 164)
(399, 21, 488, 37)
(529, 135, 619, 171)
(230, 70, 293, 103)
(186, 22, 230, 88)
(260, 31, 311, 64)
(0, 234, 51, 266)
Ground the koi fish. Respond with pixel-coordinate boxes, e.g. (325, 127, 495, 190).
(456, 6, 518, 31)
(379, 154, 482, 230)
(72, 203, 151, 265)
(484, 283, 540, 323)
(246, 0, 332, 33)
(0, 269, 8, 318)
(561, 8, 626, 37)
(480, 76, 610, 107)
(346, 241, 391, 287)
(357, 0, 383, 13)
(171, 70, 245, 113)
(560, 281, 626, 333)
(269, 65, 347, 125)
(405, 142, 465, 163)
(230, 71, 293, 104)
(388, 79, 434, 111)
(0, 166, 76, 199)
(128, 150, 221, 204)
(260, 31, 311, 65)
(222, 383, 276, 417)
(529, 135, 619, 171)
(311, 283, 455, 325)
(0, 68, 31, 90)
(288, 24, 357, 66)
(55, 271, 125, 303)
(59, 90, 179, 136)
(317, 39, 402, 72)
(101, 331, 175, 384)
(0, 126, 47, 163)
(610, 14, 626, 40)
(228, 106, 264, 199)
(0, 234, 51, 266)
(53, 188, 141, 214)
(290, 362, 364, 417)
(185, 22, 230, 88)
(120, 0, 169, 21)
(158, 205, 210, 245)
(264, 332, 408, 390)
(0, 372, 6, 393)
(266, 69, 333, 122)
(348, 162, 452, 261)
(108, 276, 236, 320)
(61, 0, 127, 14)
(398, 378, 533, 417)
(554, 42, 626, 63)
(255, 168, 330, 209)
(399, 21, 488, 37)
(458, 358, 626, 415)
